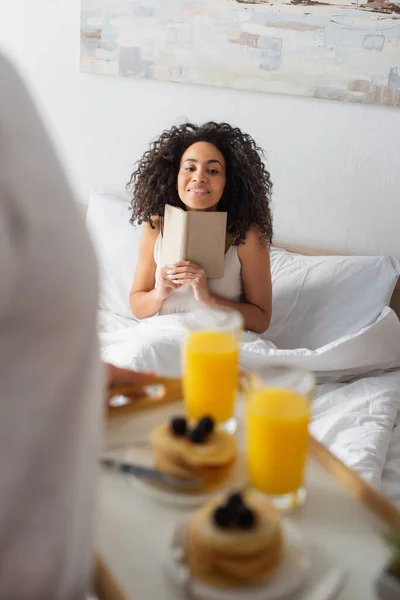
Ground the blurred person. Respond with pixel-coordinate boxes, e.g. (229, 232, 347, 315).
(0, 51, 152, 599)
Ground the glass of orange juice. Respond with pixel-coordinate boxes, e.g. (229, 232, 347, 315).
(183, 308, 243, 433)
(243, 365, 315, 511)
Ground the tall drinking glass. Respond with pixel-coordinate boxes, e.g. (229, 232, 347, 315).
(183, 308, 243, 433)
(243, 365, 315, 511)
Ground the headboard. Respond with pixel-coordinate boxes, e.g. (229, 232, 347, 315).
(273, 241, 400, 321)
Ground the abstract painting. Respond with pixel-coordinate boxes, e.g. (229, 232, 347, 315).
(81, 0, 400, 106)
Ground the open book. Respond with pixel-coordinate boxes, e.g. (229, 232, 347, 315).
(161, 204, 228, 278)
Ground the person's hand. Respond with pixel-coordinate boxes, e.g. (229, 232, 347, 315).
(166, 261, 213, 305)
(154, 264, 180, 300)
(106, 363, 155, 403)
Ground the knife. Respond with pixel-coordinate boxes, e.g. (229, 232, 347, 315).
(100, 458, 203, 491)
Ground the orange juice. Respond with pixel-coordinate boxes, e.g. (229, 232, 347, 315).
(245, 388, 310, 495)
(183, 330, 239, 424)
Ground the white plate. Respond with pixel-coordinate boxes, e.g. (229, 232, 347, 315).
(124, 445, 247, 509)
(165, 519, 310, 600)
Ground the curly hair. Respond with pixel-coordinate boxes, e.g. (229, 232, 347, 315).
(127, 122, 273, 245)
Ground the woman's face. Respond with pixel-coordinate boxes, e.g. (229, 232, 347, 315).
(177, 142, 226, 211)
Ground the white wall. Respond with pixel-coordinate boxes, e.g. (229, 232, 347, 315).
(1, 0, 399, 255)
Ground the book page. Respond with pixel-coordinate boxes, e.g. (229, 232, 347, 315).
(186, 211, 227, 278)
(161, 204, 187, 267)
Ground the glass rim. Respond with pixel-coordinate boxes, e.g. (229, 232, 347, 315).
(183, 307, 244, 333)
(241, 363, 315, 396)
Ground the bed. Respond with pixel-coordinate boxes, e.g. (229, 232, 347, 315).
(84, 189, 400, 506)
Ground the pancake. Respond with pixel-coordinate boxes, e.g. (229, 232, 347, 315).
(186, 490, 283, 587)
(150, 420, 237, 492)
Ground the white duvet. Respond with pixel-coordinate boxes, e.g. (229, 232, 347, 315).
(100, 307, 400, 505)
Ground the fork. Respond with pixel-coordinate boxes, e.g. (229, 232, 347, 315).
(304, 567, 347, 600)
(171, 524, 193, 599)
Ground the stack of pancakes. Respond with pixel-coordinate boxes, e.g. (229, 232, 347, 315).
(150, 422, 236, 492)
(186, 491, 283, 587)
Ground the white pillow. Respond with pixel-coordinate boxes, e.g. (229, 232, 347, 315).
(265, 247, 400, 350)
(86, 188, 141, 320)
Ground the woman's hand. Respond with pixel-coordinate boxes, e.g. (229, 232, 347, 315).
(154, 264, 180, 300)
(166, 261, 213, 306)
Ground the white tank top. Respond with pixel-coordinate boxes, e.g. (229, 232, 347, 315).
(154, 233, 243, 315)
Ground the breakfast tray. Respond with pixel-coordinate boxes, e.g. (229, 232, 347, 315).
(95, 391, 400, 600)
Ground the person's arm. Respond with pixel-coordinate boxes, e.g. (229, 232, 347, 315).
(168, 226, 272, 334)
(209, 226, 272, 333)
(106, 363, 155, 403)
(129, 219, 179, 319)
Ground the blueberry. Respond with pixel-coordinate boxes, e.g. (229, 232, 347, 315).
(188, 426, 206, 444)
(236, 506, 256, 529)
(213, 506, 232, 528)
(226, 492, 244, 511)
(170, 417, 187, 437)
(197, 416, 215, 435)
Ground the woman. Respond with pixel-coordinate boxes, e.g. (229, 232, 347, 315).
(128, 122, 273, 334)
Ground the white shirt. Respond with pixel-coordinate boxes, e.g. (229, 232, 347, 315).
(0, 53, 103, 599)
